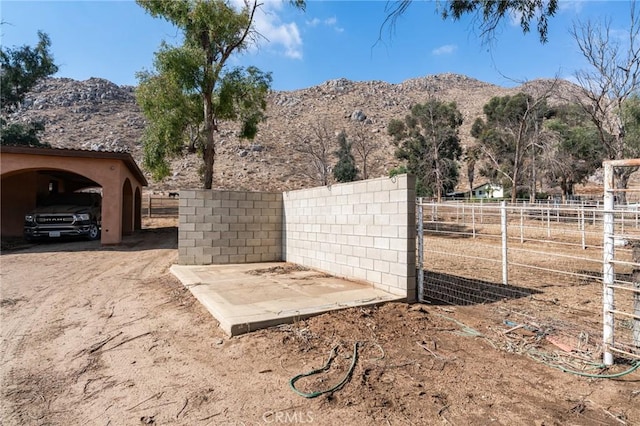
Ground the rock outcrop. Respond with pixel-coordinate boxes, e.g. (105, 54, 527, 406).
(6, 74, 584, 192)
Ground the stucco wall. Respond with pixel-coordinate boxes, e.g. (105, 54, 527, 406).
(178, 190, 283, 265)
(0, 172, 38, 237)
(178, 175, 416, 301)
(283, 175, 416, 300)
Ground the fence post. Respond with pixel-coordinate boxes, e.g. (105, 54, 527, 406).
(603, 162, 615, 366)
(472, 204, 476, 238)
(631, 243, 640, 349)
(581, 206, 586, 250)
(520, 207, 524, 244)
(546, 207, 551, 238)
(634, 282, 640, 350)
(417, 199, 424, 303)
(148, 196, 152, 218)
(501, 201, 508, 286)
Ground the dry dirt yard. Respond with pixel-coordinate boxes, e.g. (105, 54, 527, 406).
(1, 219, 639, 426)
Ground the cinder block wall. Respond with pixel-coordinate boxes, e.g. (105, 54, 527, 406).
(283, 175, 416, 301)
(178, 190, 283, 265)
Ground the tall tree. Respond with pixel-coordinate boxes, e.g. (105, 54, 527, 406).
(0, 31, 58, 147)
(383, 0, 558, 43)
(571, 2, 640, 204)
(295, 120, 334, 186)
(136, 0, 302, 189)
(464, 145, 481, 199)
(351, 123, 378, 180)
(333, 130, 358, 183)
(543, 103, 605, 201)
(388, 99, 463, 200)
(471, 92, 548, 203)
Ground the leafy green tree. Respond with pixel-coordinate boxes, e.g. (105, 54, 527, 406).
(383, 0, 558, 43)
(1, 31, 58, 147)
(0, 122, 48, 147)
(471, 93, 547, 203)
(136, 0, 302, 189)
(389, 165, 409, 178)
(333, 130, 358, 183)
(388, 99, 463, 200)
(136, 47, 204, 181)
(543, 104, 605, 201)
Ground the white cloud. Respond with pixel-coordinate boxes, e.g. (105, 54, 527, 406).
(306, 17, 321, 27)
(432, 44, 457, 55)
(306, 15, 344, 33)
(252, 2, 303, 59)
(558, 1, 584, 14)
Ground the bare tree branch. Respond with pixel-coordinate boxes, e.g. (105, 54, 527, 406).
(570, 1, 640, 203)
(294, 120, 335, 186)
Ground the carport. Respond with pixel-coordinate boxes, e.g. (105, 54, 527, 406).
(1, 145, 147, 245)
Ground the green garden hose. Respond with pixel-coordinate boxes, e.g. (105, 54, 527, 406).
(289, 342, 359, 398)
(544, 358, 640, 379)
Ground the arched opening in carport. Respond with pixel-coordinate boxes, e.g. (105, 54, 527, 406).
(134, 187, 142, 231)
(122, 178, 134, 236)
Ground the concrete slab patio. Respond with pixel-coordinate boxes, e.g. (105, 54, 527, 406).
(170, 262, 404, 336)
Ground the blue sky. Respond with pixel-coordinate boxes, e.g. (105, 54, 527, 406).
(0, 1, 634, 91)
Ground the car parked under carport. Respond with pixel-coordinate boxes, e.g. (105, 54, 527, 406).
(1, 145, 147, 245)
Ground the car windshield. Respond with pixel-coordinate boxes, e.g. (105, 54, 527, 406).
(40, 193, 99, 207)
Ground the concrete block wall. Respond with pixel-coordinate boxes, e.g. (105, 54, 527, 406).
(283, 175, 416, 301)
(178, 190, 283, 265)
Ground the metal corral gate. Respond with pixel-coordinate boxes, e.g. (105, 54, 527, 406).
(416, 184, 640, 366)
(603, 159, 640, 365)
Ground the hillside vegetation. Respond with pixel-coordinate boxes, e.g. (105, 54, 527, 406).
(8, 74, 588, 193)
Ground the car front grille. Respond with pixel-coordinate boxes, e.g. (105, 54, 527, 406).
(36, 215, 74, 224)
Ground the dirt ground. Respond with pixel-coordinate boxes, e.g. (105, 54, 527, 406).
(1, 219, 639, 426)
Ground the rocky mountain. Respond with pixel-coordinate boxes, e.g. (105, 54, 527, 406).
(7, 74, 584, 194)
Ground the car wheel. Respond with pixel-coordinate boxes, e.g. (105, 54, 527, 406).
(87, 222, 101, 241)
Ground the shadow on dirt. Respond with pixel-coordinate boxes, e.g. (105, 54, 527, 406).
(1, 227, 177, 255)
(422, 270, 541, 305)
(423, 223, 474, 238)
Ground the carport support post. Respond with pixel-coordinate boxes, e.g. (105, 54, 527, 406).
(101, 182, 123, 245)
(603, 161, 615, 366)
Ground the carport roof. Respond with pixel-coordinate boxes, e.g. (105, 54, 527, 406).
(0, 145, 148, 186)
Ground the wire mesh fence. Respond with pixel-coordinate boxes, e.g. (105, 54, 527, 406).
(417, 198, 640, 364)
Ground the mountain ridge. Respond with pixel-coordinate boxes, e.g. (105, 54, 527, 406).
(7, 73, 583, 193)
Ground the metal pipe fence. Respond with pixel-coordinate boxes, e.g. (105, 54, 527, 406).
(602, 159, 640, 365)
(417, 197, 640, 365)
(143, 195, 179, 218)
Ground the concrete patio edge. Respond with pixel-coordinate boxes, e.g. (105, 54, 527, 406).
(170, 263, 405, 336)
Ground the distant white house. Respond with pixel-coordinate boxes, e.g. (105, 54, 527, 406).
(471, 183, 504, 199)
